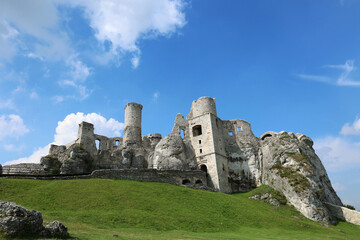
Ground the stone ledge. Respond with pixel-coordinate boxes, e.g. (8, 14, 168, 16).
(325, 202, 360, 225)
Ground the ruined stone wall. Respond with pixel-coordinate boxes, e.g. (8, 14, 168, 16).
(0, 169, 208, 190)
(2, 164, 45, 175)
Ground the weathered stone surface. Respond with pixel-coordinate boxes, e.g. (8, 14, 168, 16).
(2, 163, 45, 175)
(0, 200, 68, 238)
(40, 155, 61, 174)
(151, 134, 196, 170)
(0, 200, 43, 237)
(41, 220, 69, 238)
(259, 131, 342, 223)
(60, 145, 93, 174)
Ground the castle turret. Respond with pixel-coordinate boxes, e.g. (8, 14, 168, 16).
(187, 96, 231, 193)
(123, 102, 143, 145)
(188, 96, 217, 119)
(78, 121, 97, 155)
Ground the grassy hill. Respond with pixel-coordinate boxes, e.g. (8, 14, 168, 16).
(0, 178, 359, 239)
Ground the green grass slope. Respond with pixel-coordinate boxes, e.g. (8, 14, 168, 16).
(0, 178, 359, 239)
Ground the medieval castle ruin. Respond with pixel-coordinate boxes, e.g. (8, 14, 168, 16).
(1, 96, 359, 225)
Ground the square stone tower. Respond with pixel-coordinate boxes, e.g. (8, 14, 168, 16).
(187, 97, 231, 193)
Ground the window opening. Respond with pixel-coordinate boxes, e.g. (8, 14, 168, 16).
(192, 125, 202, 137)
(182, 179, 191, 185)
(238, 127, 242, 131)
(195, 180, 203, 185)
(95, 139, 100, 150)
(229, 131, 233, 136)
(200, 164, 207, 173)
(180, 129, 185, 139)
(200, 149, 203, 154)
(115, 140, 120, 146)
(199, 140, 202, 144)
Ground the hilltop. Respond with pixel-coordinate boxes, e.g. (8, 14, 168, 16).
(0, 178, 359, 240)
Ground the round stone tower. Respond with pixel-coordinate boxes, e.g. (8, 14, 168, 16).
(123, 102, 143, 145)
(189, 96, 217, 118)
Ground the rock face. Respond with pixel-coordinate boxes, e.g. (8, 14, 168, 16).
(0, 200, 68, 238)
(259, 131, 342, 223)
(151, 134, 196, 170)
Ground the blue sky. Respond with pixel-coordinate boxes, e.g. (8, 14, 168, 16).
(0, 0, 359, 209)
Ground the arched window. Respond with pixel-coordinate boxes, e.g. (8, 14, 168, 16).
(200, 164, 207, 173)
(193, 125, 202, 137)
(182, 179, 191, 185)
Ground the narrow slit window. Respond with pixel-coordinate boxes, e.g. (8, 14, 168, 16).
(199, 140, 202, 144)
(200, 149, 202, 154)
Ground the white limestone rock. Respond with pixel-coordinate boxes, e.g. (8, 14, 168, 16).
(151, 134, 196, 170)
(259, 131, 342, 223)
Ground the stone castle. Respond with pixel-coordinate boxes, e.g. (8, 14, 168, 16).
(1, 96, 360, 225)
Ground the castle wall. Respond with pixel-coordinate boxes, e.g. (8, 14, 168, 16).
(123, 102, 143, 145)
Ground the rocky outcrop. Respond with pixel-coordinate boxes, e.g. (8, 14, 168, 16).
(0, 200, 68, 238)
(40, 155, 62, 174)
(151, 134, 196, 170)
(259, 131, 342, 223)
(59, 145, 93, 174)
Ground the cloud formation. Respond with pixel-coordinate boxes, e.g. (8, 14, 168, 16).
(314, 136, 360, 172)
(0, 115, 29, 140)
(65, 0, 186, 65)
(296, 60, 360, 87)
(5, 112, 123, 165)
(340, 117, 360, 135)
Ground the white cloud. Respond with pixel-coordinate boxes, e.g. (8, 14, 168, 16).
(314, 136, 360, 172)
(131, 56, 140, 69)
(0, 99, 16, 110)
(54, 112, 124, 144)
(325, 60, 360, 86)
(5, 113, 123, 165)
(294, 74, 331, 83)
(152, 91, 160, 101)
(0, 115, 29, 140)
(52, 96, 65, 104)
(296, 60, 360, 87)
(57, 56, 93, 101)
(5, 145, 50, 165)
(3, 144, 15, 151)
(0, 20, 19, 61)
(64, 0, 186, 66)
(340, 117, 360, 135)
(29, 91, 39, 99)
(0, 1, 71, 61)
